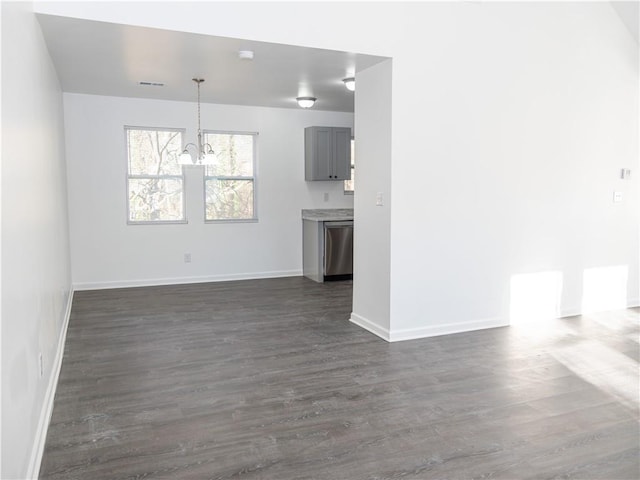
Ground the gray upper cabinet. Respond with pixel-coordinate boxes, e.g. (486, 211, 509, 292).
(305, 127, 352, 181)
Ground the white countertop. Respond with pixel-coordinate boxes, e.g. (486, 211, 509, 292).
(301, 208, 354, 222)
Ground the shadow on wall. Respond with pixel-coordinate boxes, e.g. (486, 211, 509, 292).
(509, 265, 630, 325)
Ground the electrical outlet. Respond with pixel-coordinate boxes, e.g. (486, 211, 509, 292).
(323, 192, 329, 202)
(38, 353, 44, 378)
(613, 191, 623, 203)
(184, 253, 192, 263)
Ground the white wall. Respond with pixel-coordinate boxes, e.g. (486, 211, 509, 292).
(1, 2, 72, 478)
(37, 1, 639, 340)
(64, 93, 353, 288)
(351, 59, 393, 338)
(388, 2, 639, 338)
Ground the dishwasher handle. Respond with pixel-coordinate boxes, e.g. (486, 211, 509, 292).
(323, 221, 354, 228)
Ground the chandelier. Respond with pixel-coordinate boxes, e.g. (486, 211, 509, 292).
(179, 78, 217, 165)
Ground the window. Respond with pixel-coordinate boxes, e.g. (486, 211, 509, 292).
(344, 138, 355, 194)
(203, 131, 257, 222)
(126, 127, 185, 223)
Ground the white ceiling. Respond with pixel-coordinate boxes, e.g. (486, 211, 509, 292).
(36, 5, 637, 114)
(36, 14, 389, 113)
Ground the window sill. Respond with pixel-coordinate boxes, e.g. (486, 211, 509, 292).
(127, 220, 188, 225)
(205, 218, 258, 224)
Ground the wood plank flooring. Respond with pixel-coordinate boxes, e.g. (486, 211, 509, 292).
(40, 277, 639, 479)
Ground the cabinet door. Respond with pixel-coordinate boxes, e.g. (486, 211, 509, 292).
(305, 126, 352, 181)
(305, 127, 333, 180)
(332, 128, 352, 181)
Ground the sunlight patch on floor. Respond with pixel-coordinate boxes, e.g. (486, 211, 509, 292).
(588, 310, 640, 344)
(551, 339, 639, 411)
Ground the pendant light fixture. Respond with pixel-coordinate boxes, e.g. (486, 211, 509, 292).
(179, 78, 217, 165)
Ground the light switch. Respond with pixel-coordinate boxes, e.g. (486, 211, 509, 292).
(613, 191, 623, 203)
(376, 192, 384, 206)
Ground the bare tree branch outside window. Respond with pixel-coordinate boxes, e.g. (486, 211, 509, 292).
(204, 132, 256, 221)
(126, 127, 185, 223)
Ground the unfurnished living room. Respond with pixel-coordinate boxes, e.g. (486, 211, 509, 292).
(1, 1, 639, 479)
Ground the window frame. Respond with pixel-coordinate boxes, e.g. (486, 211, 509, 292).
(202, 130, 259, 223)
(125, 126, 187, 225)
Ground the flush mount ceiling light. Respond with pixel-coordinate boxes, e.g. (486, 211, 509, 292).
(342, 77, 355, 91)
(296, 96, 317, 108)
(179, 78, 217, 166)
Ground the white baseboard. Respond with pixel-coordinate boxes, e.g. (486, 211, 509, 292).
(388, 316, 509, 342)
(350, 312, 508, 343)
(350, 313, 391, 341)
(26, 288, 74, 479)
(560, 307, 582, 318)
(73, 270, 302, 291)
(560, 298, 640, 319)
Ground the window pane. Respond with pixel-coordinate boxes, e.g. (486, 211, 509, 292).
(344, 139, 355, 192)
(127, 129, 182, 176)
(206, 179, 254, 220)
(128, 178, 184, 222)
(204, 133, 253, 177)
(344, 167, 355, 192)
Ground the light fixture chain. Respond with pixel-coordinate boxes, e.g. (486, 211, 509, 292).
(197, 79, 201, 133)
(193, 78, 204, 162)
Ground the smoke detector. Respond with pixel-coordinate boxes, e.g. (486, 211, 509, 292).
(238, 50, 254, 60)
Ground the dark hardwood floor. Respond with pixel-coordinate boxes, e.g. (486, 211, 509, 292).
(40, 277, 639, 479)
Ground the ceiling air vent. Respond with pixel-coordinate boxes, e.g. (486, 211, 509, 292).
(138, 81, 165, 87)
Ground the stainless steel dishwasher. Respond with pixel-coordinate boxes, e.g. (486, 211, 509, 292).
(323, 221, 353, 279)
